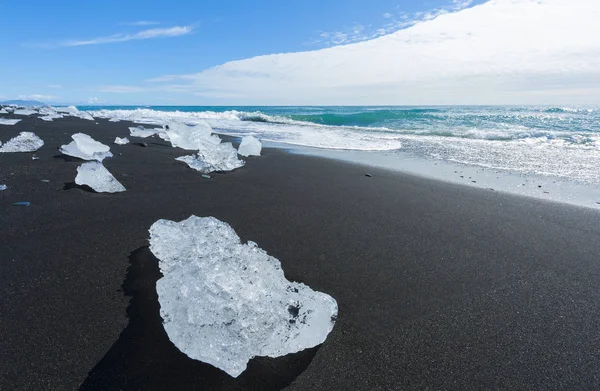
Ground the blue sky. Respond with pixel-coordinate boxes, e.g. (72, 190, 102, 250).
(1, 0, 598, 105)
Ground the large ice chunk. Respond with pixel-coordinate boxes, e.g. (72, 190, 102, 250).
(129, 126, 162, 138)
(176, 142, 244, 174)
(60, 133, 113, 161)
(0, 118, 21, 126)
(238, 135, 262, 157)
(114, 137, 130, 145)
(149, 216, 338, 378)
(13, 109, 37, 116)
(164, 122, 221, 150)
(75, 162, 126, 193)
(0, 132, 44, 152)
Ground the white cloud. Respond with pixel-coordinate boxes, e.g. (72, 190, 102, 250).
(121, 21, 160, 26)
(17, 94, 56, 101)
(144, 0, 600, 105)
(61, 26, 193, 47)
(383, 13, 393, 19)
(87, 97, 104, 104)
(98, 85, 147, 93)
(46, 84, 62, 88)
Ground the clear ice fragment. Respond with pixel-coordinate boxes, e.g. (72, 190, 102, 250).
(75, 162, 126, 193)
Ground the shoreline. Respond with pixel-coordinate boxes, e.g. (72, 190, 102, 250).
(2, 115, 600, 389)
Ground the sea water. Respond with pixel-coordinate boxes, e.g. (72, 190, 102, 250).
(78, 105, 600, 209)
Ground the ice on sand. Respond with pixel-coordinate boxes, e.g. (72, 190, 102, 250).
(163, 122, 221, 150)
(0, 118, 21, 126)
(0, 184, 7, 191)
(149, 216, 338, 378)
(75, 162, 125, 193)
(13, 109, 36, 116)
(238, 135, 262, 157)
(114, 137, 130, 145)
(129, 126, 161, 138)
(176, 142, 244, 174)
(0, 132, 44, 152)
(60, 133, 113, 161)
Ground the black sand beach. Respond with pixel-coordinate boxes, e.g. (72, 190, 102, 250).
(2, 114, 600, 390)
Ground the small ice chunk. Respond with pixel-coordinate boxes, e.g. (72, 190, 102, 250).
(75, 162, 126, 193)
(60, 133, 113, 161)
(238, 136, 262, 157)
(0, 132, 44, 152)
(114, 137, 130, 145)
(129, 126, 161, 138)
(0, 118, 21, 126)
(13, 109, 37, 116)
(149, 216, 338, 378)
(0, 184, 7, 191)
(176, 142, 244, 174)
(32, 156, 39, 160)
(0, 108, 8, 114)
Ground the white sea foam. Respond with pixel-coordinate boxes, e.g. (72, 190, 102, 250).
(149, 216, 337, 377)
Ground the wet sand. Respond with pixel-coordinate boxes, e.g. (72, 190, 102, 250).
(1, 114, 600, 390)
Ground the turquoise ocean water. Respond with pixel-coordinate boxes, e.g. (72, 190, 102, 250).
(79, 105, 600, 185)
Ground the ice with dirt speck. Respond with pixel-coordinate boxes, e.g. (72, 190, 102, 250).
(0, 132, 44, 153)
(60, 133, 113, 161)
(75, 162, 126, 193)
(237, 136, 262, 157)
(148, 216, 338, 378)
(114, 137, 130, 145)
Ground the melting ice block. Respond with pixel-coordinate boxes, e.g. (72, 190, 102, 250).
(149, 216, 338, 378)
(114, 137, 130, 145)
(0, 132, 44, 152)
(13, 109, 37, 116)
(238, 135, 262, 157)
(164, 122, 221, 150)
(60, 133, 113, 161)
(75, 162, 125, 193)
(129, 126, 161, 138)
(176, 142, 244, 174)
(0, 118, 21, 126)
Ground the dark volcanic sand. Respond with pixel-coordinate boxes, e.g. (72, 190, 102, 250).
(1, 114, 600, 390)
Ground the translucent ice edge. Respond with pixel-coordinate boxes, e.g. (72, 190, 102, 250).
(60, 133, 113, 161)
(75, 161, 126, 193)
(238, 135, 262, 157)
(0, 118, 21, 125)
(149, 216, 338, 377)
(0, 132, 44, 153)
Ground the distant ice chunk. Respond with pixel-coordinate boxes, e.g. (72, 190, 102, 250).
(0, 118, 21, 126)
(129, 126, 162, 138)
(0, 132, 44, 152)
(13, 109, 37, 116)
(114, 137, 130, 145)
(0, 108, 8, 114)
(238, 135, 262, 157)
(149, 216, 338, 378)
(0, 184, 7, 191)
(176, 142, 244, 174)
(55, 106, 94, 121)
(60, 133, 113, 161)
(75, 162, 126, 193)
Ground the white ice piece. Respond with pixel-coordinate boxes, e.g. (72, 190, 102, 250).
(149, 216, 338, 378)
(0, 118, 21, 126)
(0, 184, 7, 191)
(114, 137, 130, 145)
(75, 162, 126, 193)
(238, 135, 262, 157)
(129, 126, 161, 138)
(13, 109, 37, 116)
(176, 142, 244, 174)
(0, 132, 44, 152)
(0, 108, 8, 114)
(60, 133, 113, 161)
(164, 122, 220, 150)
(55, 106, 94, 121)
